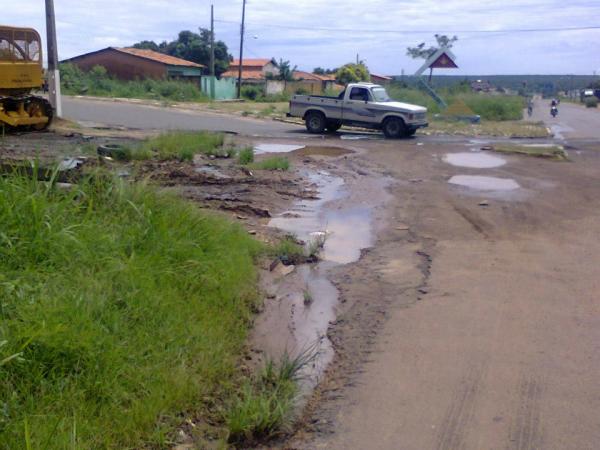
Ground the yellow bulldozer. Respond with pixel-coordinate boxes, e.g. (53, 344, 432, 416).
(0, 25, 53, 131)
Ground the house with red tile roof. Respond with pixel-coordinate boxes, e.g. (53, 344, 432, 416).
(62, 47, 204, 82)
(222, 58, 279, 83)
(292, 70, 338, 90)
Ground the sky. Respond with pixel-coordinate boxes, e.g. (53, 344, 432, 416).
(4, 0, 600, 75)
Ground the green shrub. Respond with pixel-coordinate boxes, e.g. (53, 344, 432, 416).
(59, 63, 209, 102)
(272, 236, 304, 264)
(241, 85, 263, 101)
(260, 92, 291, 102)
(0, 172, 262, 448)
(225, 350, 314, 445)
(250, 157, 290, 171)
(387, 83, 524, 120)
(238, 147, 255, 165)
(137, 131, 225, 161)
(585, 96, 598, 108)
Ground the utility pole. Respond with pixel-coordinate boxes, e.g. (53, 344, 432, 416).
(237, 0, 246, 98)
(45, 0, 62, 117)
(210, 4, 215, 76)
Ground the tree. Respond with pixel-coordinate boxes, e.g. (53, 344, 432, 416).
(407, 34, 458, 60)
(313, 67, 337, 75)
(133, 40, 160, 52)
(131, 29, 232, 77)
(335, 63, 370, 85)
(276, 59, 297, 81)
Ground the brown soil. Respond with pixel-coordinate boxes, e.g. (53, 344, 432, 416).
(5, 126, 600, 450)
(285, 138, 600, 450)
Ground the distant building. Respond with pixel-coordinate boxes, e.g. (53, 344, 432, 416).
(222, 58, 279, 83)
(61, 47, 204, 82)
(370, 73, 392, 85)
(471, 79, 492, 92)
(292, 70, 337, 90)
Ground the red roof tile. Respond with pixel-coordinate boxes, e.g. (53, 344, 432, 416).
(117, 48, 204, 68)
(221, 69, 265, 80)
(230, 58, 274, 68)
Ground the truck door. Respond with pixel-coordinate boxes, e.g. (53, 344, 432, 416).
(343, 87, 377, 124)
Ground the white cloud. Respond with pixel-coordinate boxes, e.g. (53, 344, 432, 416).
(3, 0, 600, 74)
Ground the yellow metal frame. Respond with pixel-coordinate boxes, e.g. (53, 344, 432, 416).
(0, 25, 43, 91)
(0, 102, 49, 126)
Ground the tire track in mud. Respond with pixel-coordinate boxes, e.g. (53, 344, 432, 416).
(508, 374, 544, 450)
(435, 362, 487, 450)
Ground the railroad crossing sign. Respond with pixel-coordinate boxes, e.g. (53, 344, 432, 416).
(415, 47, 459, 78)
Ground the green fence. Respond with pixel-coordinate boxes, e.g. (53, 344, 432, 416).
(201, 76, 236, 100)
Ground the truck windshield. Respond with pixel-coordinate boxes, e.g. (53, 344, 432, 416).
(371, 87, 391, 102)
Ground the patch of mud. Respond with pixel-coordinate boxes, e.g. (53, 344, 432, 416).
(256, 168, 384, 396)
(444, 152, 507, 169)
(449, 175, 520, 191)
(294, 146, 354, 157)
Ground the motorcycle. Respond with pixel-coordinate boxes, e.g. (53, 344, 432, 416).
(551, 106, 558, 118)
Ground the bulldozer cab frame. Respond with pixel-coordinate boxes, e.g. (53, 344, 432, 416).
(0, 26, 43, 93)
(0, 25, 52, 131)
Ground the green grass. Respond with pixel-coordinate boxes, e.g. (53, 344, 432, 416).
(271, 236, 305, 265)
(0, 171, 263, 448)
(387, 84, 524, 121)
(237, 147, 255, 165)
(490, 144, 568, 160)
(250, 157, 290, 171)
(225, 350, 314, 445)
(137, 131, 226, 161)
(60, 63, 209, 103)
(426, 119, 549, 138)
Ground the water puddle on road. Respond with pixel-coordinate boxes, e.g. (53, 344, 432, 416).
(254, 143, 306, 154)
(267, 170, 374, 389)
(449, 175, 520, 191)
(443, 152, 506, 169)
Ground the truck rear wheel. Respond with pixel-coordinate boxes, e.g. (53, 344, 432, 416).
(305, 111, 326, 134)
(382, 117, 407, 139)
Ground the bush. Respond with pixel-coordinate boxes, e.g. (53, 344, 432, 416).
(386, 83, 524, 120)
(241, 85, 264, 101)
(137, 131, 225, 161)
(585, 97, 598, 108)
(0, 172, 262, 448)
(225, 350, 315, 445)
(59, 63, 209, 102)
(250, 156, 290, 171)
(238, 147, 255, 165)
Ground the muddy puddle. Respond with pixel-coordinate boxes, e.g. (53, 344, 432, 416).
(449, 175, 520, 191)
(443, 152, 506, 169)
(261, 169, 377, 393)
(254, 143, 306, 154)
(295, 146, 354, 157)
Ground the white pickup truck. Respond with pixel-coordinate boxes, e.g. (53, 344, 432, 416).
(287, 82, 428, 138)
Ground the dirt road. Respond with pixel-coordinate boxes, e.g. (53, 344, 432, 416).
(289, 135, 600, 449)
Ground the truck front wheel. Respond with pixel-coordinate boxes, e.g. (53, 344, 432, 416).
(382, 117, 407, 139)
(305, 111, 326, 134)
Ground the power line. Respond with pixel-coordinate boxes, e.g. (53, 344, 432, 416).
(215, 19, 600, 35)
